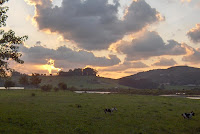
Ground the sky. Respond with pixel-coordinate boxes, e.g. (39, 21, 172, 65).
(3, 0, 200, 79)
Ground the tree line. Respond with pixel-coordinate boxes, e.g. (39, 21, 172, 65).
(58, 67, 98, 76)
(0, 73, 42, 89)
(11, 67, 98, 77)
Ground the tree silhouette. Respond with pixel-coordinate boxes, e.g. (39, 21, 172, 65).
(0, 0, 28, 77)
(30, 73, 41, 87)
(58, 67, 97, 76)
(19, 75, 29, 86)
(83, 67, 97, 76)
(4, 80, 15, 89)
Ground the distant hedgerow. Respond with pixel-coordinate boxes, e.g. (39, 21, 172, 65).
(41, 84, 52, 92)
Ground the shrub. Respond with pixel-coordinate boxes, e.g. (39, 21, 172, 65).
(58, 82, 67, 90)
(69, 86, 77, 90)
(41, 84, 52, 92)
(54, 87, 59, 92)
(31, 93, 36, 97)
(4, 80, 15, 89)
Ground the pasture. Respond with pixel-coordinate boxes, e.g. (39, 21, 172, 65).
(0, 90, 200, 134)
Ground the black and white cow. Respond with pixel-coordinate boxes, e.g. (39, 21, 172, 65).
(182, 111, 195, 119)
(104, 107, 117, 114)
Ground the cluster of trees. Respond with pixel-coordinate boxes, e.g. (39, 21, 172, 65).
(119, 78, 159, 89)
(2, 73, 42, 89)
(19, 73, 42, 87)
(58, 67, 98, 76)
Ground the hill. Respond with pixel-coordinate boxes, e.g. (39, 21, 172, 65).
(124, 66, 200, 86)
(10, 76, 129, 90)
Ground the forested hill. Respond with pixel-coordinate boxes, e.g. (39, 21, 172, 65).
(124, 66, 200, 85)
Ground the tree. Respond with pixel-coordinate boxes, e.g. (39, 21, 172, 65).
(58, 82, 67, 90)
(83, 67, 97, 76)
(73, 68, 83, 76)
(19, 75, 29, 86)
(30, 73, 41, 87)
(4, 80, 15, 89)
(0, 0, 28, 77)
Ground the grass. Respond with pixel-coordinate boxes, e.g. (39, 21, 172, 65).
(0, 90, 200, 134)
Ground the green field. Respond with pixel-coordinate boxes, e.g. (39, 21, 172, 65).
(0, 90, 200, 134)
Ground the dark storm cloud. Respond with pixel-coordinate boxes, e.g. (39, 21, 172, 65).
(117, 31, 186, 61)
(152, 58, 177, 66)
(19, 45, 121, 67)
(31, 0, 162, 50)
(187, 24, 200, 43)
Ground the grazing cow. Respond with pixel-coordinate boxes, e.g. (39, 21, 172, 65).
(182, 111, 195, 119)
(104, 107, 117, 114)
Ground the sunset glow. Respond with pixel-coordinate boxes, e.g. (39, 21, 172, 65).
(42, 59, 61, 74)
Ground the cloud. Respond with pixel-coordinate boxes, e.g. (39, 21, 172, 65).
(100, 61, 148, 72)
(182, 47, 200, 64)
(152, 58, 177, 66)
(26, 0, 162, 50)
(19, 45, 121, 69)
(35, 41, 41, 45)
(181, 0, 191, 2)
(187, 24, 200, 43)
(117, 31, 187, 61)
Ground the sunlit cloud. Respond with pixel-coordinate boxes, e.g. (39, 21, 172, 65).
(99, 61, 148, 72)
(116, 31, 187, 61)
(19, 44, 121, 69)
(187, 24, 200, 43)
(152, 58, 177, 66)
(182, 47, 200, 64)
(24, 0, 53, 6)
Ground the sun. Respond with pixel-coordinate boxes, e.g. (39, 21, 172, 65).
(42, 59, 61, 74)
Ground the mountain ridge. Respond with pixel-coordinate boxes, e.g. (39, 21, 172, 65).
(122, 66, 200, 85)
